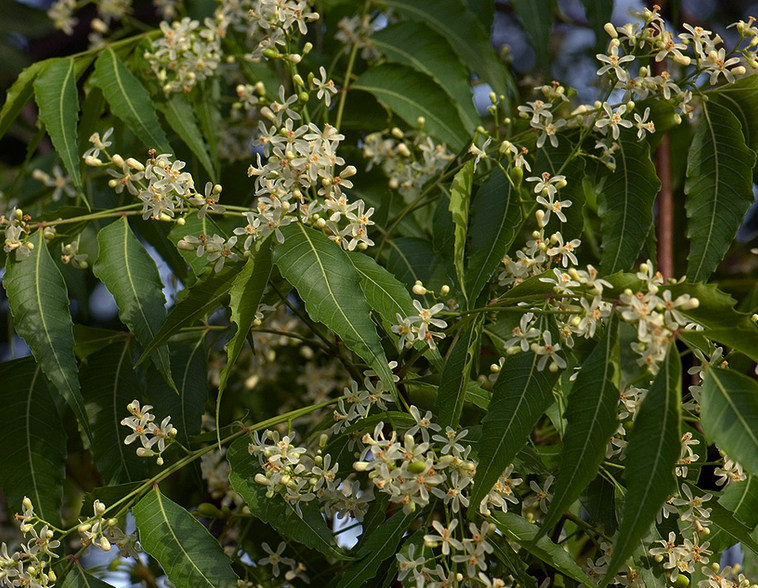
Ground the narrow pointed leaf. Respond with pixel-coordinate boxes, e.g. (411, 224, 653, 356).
(448, 160, 474, 301)
(602, 348, 681, 586)
(0, 358, 66, 525)
(132, 486, 238, 588)
(34, 58, 82, 190)
(273, 223, 396, 395)
(93, 217, 173, 390)
(353, 64, 469, 151)
(158, 93, 217, 182)
(598, 128, 661, 273)
(91, 48, 172, 154)
(1, 60, 46, 140)
(539, 316, 619, 539)
(579, 0, 614, 53)
(700, 367, 758, 477)
(471, 352, 561, 512)
(435, 317, 482, 429)
(685, 101, 756, 282)
(81, 339, 148, 485)
(387, 237, 448, 293)
(466, 166, 521, 302)
(61, 562, 119, 588)
(195, 82, 221, 177)
(4, 230, 91, 443)
(719, 476, 758, 529)
(219, 238, 273, 392)
(227, 437, 349, 560)
(511, 0, 553, 73)
(335, 511, 416, 588)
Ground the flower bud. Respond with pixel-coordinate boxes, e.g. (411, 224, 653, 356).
(604, 22, 618, 38)
(440, 285, 450, 296)
(391, 127, 404, 139)
(23, 497, 33, 511)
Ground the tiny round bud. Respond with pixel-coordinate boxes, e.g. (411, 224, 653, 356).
(293, 74, 305, 87)
(490, 363, 501, 373)
(732, 65, 747, 77)
(100, 537, 112, 551)
(416, 116, 425, 128)
(302, 42, 313, 54)
(108, 179, 119, 189)
(412, 283, 427, 296)
(23, 497, 33, 510)
(298, 91, 309, 103)
(391, 127, 404, 139)
(407, 460, 426, 474)
(626, 100, 635, 112)
(604, 22, 618, 38)
(353, 461, 370, 472)
(440, 285, 450, 296)
(78, 523, 91, 533)
(397, 143, 411, 157)
(111, 154, 125, 167)
(506, 345, 521, 355)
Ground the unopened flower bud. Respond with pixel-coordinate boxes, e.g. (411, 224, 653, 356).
(732, 65, 747, 77)
(353, 461, 370, 472)
(440, 285, 450, 296)
(416, 116, 425, 128)
(412, 281, 427, 295)
(391, 127, 404, 139)
(111, 154, 125, 167)
(136, 447, 155, 457)
(604, 22, 618, 38)
(293, 74, 305, 87)
(507, 345, 521, 355)
(397, 143, 411, 157)
(23, 497, 33, 510)
(302, 42, 313, 54)
(85, 156, 104, 166)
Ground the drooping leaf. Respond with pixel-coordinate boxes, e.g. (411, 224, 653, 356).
(597, 128, 661, 274)
(80, 339, 148, 485)
(466, 165, 522, 302)
(61, 562, 119, 588)
(34, 58, 82, 190)
(91, 48, 172, 154)
(0, 357, 66, 525)
(335, 511, 416, 588)
(227, 437, 349, 560)
(3, 230, 91, 443)
(353, 64, 469, 151)
(219, 238, 273, 393)
(158, 93, 216, 182)
(93, 216, 173, 390)
(372, 21, 479, 133)
(700, 367, 758, 478)
(490, 512, 595, 586)
(539, 316, 619, 539)
(0, 60, 46, 140)
(132, 486, 239, 588)
(579, 0, 614, 53)
(471, 351, 560, 512)
(685, 101, 756, 282)
(435, 317, 482, 429)
(448, 160, 474, 302)
(602, 348, 681, 586)
(511, 0, 554, 74)
(273, 223, 397, 395)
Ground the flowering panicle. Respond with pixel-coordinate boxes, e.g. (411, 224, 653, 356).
(120, 400, 178, 465)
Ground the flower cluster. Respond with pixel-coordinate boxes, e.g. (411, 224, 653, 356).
(120, 400, 177, 465)
(31, 166, 76, 201)
(246, 0, 319, 59)
(1, 208, 33, 261)
(391, 298, 448, 350)
(0, 499, 59, 588)
(77, 499, 138, 557)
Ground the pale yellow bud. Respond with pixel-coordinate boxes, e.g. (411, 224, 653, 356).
(604, 22, 618, 38)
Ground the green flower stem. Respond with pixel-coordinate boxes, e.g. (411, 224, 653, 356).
(36, 204, 142, 227)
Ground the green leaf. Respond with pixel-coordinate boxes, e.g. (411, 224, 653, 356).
(471, 352, 560, 512)
(93, 216, 173, 389)
(61, 562, 119, 588)
(539, 316, 619, 539)
(34, 58, 82, 190)
(371, 21, 479, 133)
(466, 166, 521, 302)
(448, 160, 474, 302)
(158, 93, 216, 182)
(3, 230, 91, 443)
(719, 475, 758, 529)
(685, 101, 756, 281)
(535, 140, 586, 238)
(490, 512, 595, 586)
(579, 0, 614, 53)
(227, 437, 349, 560)
(511, 0, 553, 73)
(91, 48, 172, 155)
(353, 64, 469, 151)
(139, 266, 237, 362)
(435, 318, 482, 429)
(598, 128, 661, 274)
(195, 81, 222, 177)
(0, 60, 46, 140)
(700, 367, 758, 478)
(602, 348, 681, 587)
(168, 214, 216, 277)
(273, 224, 397, 395)
(81, 339, 148, 485)
(335, 511, 416, 588)
(219, 238, 273, 393)
(0, 357, 66, 525)
(132, 486, 239, 588)
(581, 473, 618, 534)
(387, 237, 448, 293)
(385, 0, 512, 103)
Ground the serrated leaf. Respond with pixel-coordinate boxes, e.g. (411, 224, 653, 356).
(0, 357, 66, 525)
(466, 166, 521, 302)
(133, 486, 238, 588)
(353, 64, 469, 151)
(81, 339, 148, 485)
(227, 437, 349, 560)
(685, 101, 756, 281)
(0, 60, 46, 140)
(335, 511, 416, 588)
(93, 216, 173, 389)
(91, 48, 172, 155)
(34, 58, 82, 190)
(435, 317, 482, 429)
(273, 223, 397, 395)
(158, 93, 216, 182)
(372, 21, 478, 133)
(511, 0, 553, 73)
(579, 0, 614, 53)
(448, 160, 473, 302)
(385, 0, 512, 103)
(602, 348, 681, 587)
(470, 352, 560, 512)
(539, 316, 619, 539)
(219, 238, 273, 393)
(3, 230, 91, 443)
(490, 512, 595, 586)
(700, 367, 758, 478)
(598, 128, 661, 273)
(140, 266, 237, 361)
(61, 562, 118, 588)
